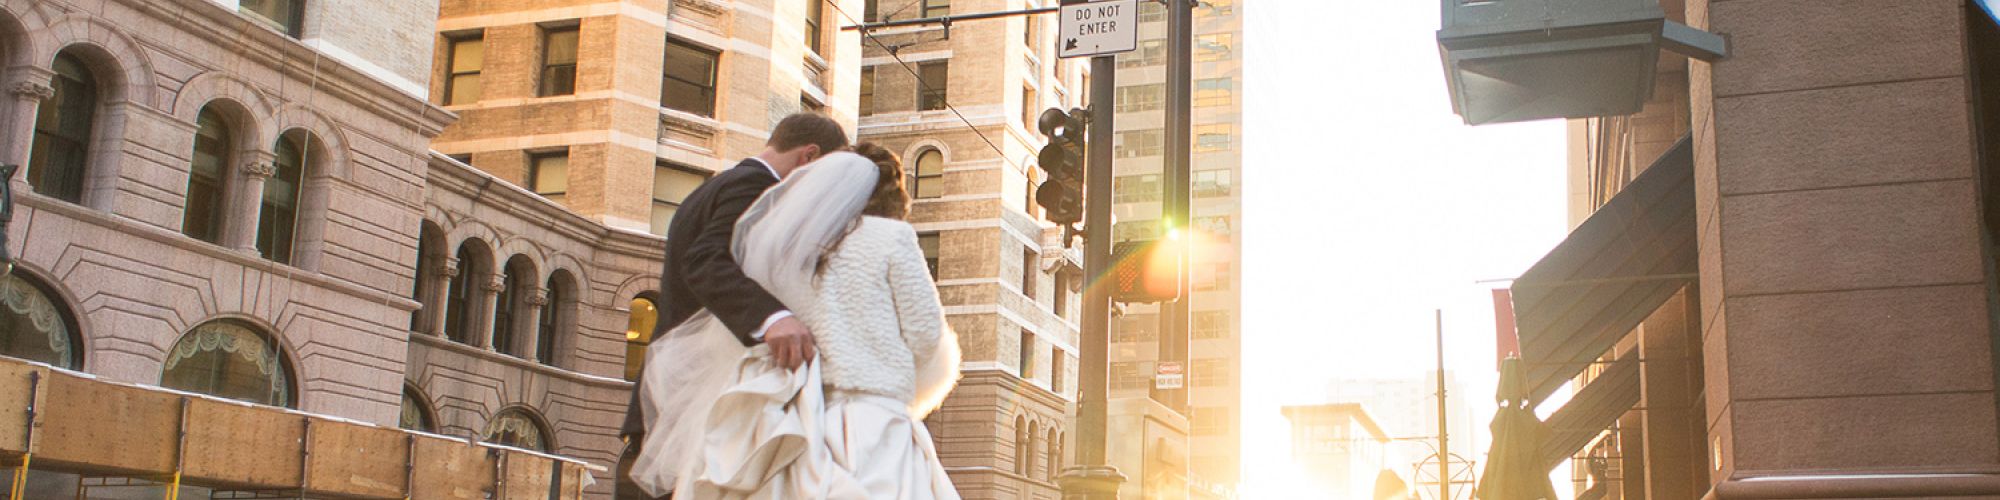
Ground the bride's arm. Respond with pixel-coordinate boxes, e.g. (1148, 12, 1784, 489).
(886, 225, 944, 361)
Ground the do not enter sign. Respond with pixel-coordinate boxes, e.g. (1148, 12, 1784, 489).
(1058, 0, 1138, 59)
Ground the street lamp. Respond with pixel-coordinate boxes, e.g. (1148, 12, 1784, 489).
(1436, 0, 1727, 125)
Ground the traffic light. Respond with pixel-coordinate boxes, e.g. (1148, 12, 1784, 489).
(1111, 237, 1182, 303)
(1035, 107, 1088, 228)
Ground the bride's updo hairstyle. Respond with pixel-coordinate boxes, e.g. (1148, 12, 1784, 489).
(852, 142, 910, 220)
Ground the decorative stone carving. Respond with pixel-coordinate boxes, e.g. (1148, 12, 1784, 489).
(483, 275, 506, 293)
(9, 82, 52, 101)
(242, 161, 277, 179)
(660, 112, 722, 153)
(436, 260, 460, 278)
(527, 288, 550, 307)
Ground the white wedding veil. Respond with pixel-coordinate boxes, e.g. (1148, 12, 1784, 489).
(629, 152, 961, 497)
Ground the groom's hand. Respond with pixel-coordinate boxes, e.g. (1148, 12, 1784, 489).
(765, 316, 816, 370)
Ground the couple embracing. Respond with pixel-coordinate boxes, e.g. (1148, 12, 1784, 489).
(620, 113, 963, 500)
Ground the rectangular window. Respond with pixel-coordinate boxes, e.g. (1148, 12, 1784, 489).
(1114, 174, 1161, 203)
(1113, 313, 1157, 343)
(1050, 352, 1066, 394)
(1194, 311, 1230, 339)
(1196, 124, 1234, 152)
(918, 62, 949, 111)
(1194, 215, 1232, 236)
(1116, 84, 1165, 113)
(652, 164, 707, 236)
(1194, 262, 1230, 291)
(801, 95, 824, 113)
(1196, 34, 1234, 62)
(1019, 332, 1036, 379)
(446, 153, 472, 165)
(1022, 85, 1038, 134)
(1113, 220, 1162, 241)
(1114, 129, 1163, 158)
(663, 39, 720, 116)
(806, 0, 825, 54)
(923, 0, 949, 18)
(1193, 169, 1233, 197)
(1079, 73, 1091, 107)
(529, 151, 569, 204)
(1202, 0, 1234, 17)
(241, 0, 306, 37)
(1138, 1, 1165, 23)
(1119, 39, 1166, 68)
(444, 34, 484, 105)
(1022, 248, 1038, 299)
(1195, 78, 1232, 107)
(1111, 362, 1148, 390)
(1053, 272, 1071, 320)
(1191, 358, 1229, 387)
(865, 0, 880, 22)
(859, 68, 876, 116)
(540, 25, 580, 97)
(1025, 13, 1039, 47)
(918, 233, 941, 279)
(1191, 407, 1230, 435)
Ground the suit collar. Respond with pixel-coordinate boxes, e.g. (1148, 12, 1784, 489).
(740, 157, 780, 180)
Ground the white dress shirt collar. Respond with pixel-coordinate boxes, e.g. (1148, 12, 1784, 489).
(746, 157, 780, 180)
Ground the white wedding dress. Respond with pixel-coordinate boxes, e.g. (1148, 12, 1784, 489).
(629, 152, 962, 500)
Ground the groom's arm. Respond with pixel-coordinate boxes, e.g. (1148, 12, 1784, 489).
(683, 175, 789, 346)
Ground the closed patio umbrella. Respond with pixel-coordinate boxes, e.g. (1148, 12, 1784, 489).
(1477, 357, 1558, 500)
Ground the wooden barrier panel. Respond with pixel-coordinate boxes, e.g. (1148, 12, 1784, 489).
(182, 398, 305, 489)
(500, 452, 554, 500)
(0, 361, 46, 455)
(411, 434, 496, 500)
(303, 418, 410, 499)
(34, 372, 180, 474)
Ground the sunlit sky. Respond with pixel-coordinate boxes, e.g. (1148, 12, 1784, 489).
(1239, 1, 1571, 497)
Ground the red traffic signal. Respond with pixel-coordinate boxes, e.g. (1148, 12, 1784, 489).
(1112, 239, 1181, 303)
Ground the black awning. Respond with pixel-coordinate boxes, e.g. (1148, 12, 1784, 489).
(1511, 135, 1696, 405)
(1539, 354, 1641, 470)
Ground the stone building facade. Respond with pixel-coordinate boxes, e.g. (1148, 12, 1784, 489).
(1527, 1, 2000, 498)
(855, 0, 1088, 498)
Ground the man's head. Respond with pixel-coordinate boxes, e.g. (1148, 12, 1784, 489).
(759, 113, 849, 176)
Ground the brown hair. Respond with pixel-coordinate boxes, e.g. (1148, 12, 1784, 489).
(853, 142, 910, 220)
(767, 112, 849, 154)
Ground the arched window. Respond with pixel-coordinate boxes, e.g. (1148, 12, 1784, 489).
(493, 256, 532, 358)
(28, 52, 98, 203)
(183, 107, 233, 243)
(410, 222, 446, 332)
(444, 241, 489, 344)
(536, 271, 574, 365)
(1028, 420, 1042, 479)
(161, 320, 295, 408)
(0, 273, 82, 369)
(1014, 415, 1030, 475)
(910, 148, 944, 199)
(257, 130, 313, 264)
(623, 294, 658, 381)
(399, 384, 435, 432)
(485, 406, 552, 452)
(1048, 428, 1062, 479)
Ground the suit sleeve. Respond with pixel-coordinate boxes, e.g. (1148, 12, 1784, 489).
(683, 175, 788, 345)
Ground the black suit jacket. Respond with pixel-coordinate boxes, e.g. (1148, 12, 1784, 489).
(621, 159, 785, 438)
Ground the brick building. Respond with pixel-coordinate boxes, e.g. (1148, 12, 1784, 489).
(1505, 0, 2000, 498)
(854, 0, 1089, 498)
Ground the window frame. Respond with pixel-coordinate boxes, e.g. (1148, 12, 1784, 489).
(663, 38, 721, 116)
(29, 52, 97, 204)
(859, 67, 876, 116)
(911, 148, 945, 199)
(918, 61, 950, 111)
(184, 107, 233, 244)
(923, 0, 950, 18)
(539, 24, 581, 97)
(806, 0, 825, 55)
(443, 33, 485, 105)
(651, 162, 710, 236)
(529, 150, 570, 204)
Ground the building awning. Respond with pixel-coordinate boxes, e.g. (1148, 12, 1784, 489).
(1510, 135, 1696, 405)
(1539, 354, 1641, 469)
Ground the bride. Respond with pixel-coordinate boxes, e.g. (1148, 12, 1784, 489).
(629, 144, 963, 500)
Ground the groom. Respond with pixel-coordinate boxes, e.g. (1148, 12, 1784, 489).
(616, 113, 850, 499)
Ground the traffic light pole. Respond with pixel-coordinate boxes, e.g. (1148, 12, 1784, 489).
(1058, 53, 1126, 500)
(1154, 0, 1195, 414)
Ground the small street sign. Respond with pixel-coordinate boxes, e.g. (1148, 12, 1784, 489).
(1154, 361, 1183, 390)
(1058, 0, 1138, 59)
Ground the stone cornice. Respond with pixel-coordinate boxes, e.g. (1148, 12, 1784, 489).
(675, 0, 729, 16)
(425, 154, 664, 258)
(409, 333, 633, 389)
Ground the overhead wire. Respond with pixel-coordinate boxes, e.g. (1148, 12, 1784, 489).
(825, 0, 1026, 172)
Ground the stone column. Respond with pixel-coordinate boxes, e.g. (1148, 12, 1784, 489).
(525, 287, 550, 362)
(419, 257, 458, 336)
(228, 155, 278, 254)
(1692, 0, 2000, 493)
(477, 273, 505, 349)
(3, 70, 54, 172)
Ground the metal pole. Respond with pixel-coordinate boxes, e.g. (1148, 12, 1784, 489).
(1058, 52, 1126, 500)
(1154, 0, 1194, 415)
(1436, 309, 1449, 500)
